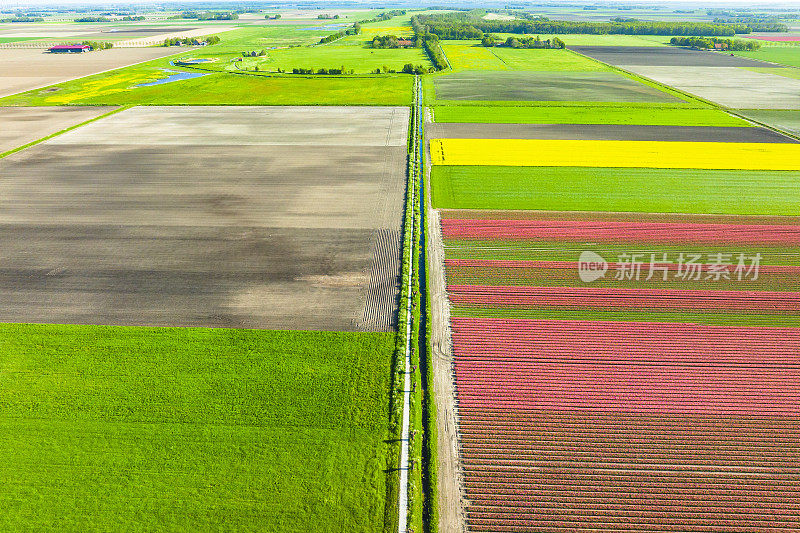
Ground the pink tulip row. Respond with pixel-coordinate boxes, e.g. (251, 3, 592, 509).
(441, 218, 800, 245)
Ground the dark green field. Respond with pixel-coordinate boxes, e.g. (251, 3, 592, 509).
(0, 324, 395, 532)
(433, 71, 681, 103)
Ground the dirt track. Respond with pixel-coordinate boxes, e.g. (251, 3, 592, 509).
(425, 114, 467, 533)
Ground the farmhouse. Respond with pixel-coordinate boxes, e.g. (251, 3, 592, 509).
(397, 39, 415, 48)
(48, 44, 91, 53)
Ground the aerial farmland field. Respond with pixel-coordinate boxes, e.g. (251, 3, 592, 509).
(0, 106, 407, 330)
(0, 47, 187, 98)
(420, 10, 800, 532)
(5, 3, 800, 533)
(0, 106, 117, 154)
(433, 71, 680, 102)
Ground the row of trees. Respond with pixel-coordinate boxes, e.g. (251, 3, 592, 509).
(74, 16, 109, 22)
(359, 10, 407, 24)
(171, 11, 238, 21)
(411, 12, 779, 37)
(81, 40, 113, 50)
(318, 23, 360, 44)
(291, 67, 352, 75)
(0, 16, 43, 22)
(669, 36, 762, 51)
(162, 35, 220, 46)
(482, 34, 566, 48)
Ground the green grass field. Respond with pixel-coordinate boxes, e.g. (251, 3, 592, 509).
(0, 28, 416, 105)
(0, 324, 395, 532)
(0, 37, 39, 43)
(745, 66, 800, 80)
(433, 105, 749, 126)
(0, 66, 412, 106)
(733, 46, 800, 68)
(431, 165, 800, 215)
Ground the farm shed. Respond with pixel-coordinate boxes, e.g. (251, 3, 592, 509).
(48, 45, 91, 53)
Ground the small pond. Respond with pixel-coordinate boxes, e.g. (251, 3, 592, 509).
(135, 69, 208, 87)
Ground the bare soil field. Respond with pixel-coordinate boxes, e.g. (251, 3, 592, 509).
(0, 47, 185, 98)
(53, 106, 410, 146)
(570, 46, 779, 67)
(426, 123, 796, 143)
(624, 66, 800, 110)
(433, 71, 679, 103)
(0, 106, 409, 331)
(0, 106, 116, 153)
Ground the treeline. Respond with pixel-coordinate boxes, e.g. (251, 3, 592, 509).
(423, 38, 448, 70)
(482, 34, 565, 48)
(411, 12, 770, 37)
(81, 40, 113, 50)
(171, 11, 238, 21)
(74, 16, 110, 22)
(122, 15, 145, 21)
(318, 23, 360, 44)
(713, 20, 788, 31)
(371, 34, 414, 48)
(669, 36, 761, 51)
(317, 14, 340, 20)
(359, 9, 406, 24)
(291, 67, 352, 75)
(0, 16, 43, 22)
(162, 35, 220, 46)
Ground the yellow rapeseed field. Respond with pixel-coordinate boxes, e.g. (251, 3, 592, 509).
(430, 138, 800, 171)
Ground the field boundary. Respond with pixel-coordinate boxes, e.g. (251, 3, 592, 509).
(0, 105, 128, 160)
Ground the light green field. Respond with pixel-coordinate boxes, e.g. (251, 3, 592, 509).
(433, 106, 749, 126)
(431, 165, 800, 215)
(0, 324, 395, 532)
(738, 109, 800, 137)
(0, 37, 38, 43)
(441, 41, 608, 71)
(745, 66, 800, 80)
(733, 46, 800, 68)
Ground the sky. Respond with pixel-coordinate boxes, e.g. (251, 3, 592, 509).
(1, 0, 798, 6)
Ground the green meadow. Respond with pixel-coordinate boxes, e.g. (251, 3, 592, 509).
(0, 324, 395, 532)
(431, 165, 800, 215)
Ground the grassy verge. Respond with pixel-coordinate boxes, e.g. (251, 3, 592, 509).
(0, 324, 395, 532)
(0, 68, 414, 106)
